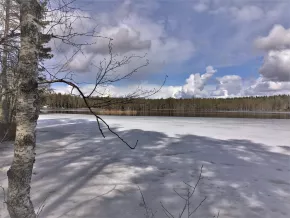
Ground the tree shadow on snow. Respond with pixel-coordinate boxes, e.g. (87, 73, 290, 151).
(1, 117, 290, 218)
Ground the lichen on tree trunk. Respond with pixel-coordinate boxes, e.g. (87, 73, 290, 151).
(6, 0, 42, 217)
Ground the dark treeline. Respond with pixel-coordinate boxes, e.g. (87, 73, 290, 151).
(42, 93, 290, 112)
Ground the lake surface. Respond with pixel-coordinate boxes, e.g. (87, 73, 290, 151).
(40, 109, 290, 119)
(2, 114, 289, 218)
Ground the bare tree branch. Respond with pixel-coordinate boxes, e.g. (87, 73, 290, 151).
(189, 196, 207, 216)
(188, 165, 203, 198)
(138, 186, 156, 218)
(39, 78, 139, 149)
(160, 165, 207, 218)
(161, 201, 175, 218)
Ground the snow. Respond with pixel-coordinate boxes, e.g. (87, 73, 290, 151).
(1, 114, 290, 218)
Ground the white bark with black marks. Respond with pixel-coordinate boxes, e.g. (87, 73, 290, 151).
(6, 0, 41, 217)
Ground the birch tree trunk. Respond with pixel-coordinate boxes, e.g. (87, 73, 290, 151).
(6, 0, 41, 217)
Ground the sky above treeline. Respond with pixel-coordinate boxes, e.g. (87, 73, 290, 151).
(47, 0, 290, 99)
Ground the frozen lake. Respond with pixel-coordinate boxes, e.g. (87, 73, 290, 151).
(1, 114, 290, 218)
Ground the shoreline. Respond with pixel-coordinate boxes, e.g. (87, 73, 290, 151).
(40, 108, 290, 114)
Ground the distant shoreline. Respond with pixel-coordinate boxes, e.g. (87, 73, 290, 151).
(40, 108, 290, 114)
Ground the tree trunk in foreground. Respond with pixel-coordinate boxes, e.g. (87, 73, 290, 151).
(7, 0, 41, 217)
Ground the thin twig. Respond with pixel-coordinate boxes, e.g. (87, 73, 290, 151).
(189, 196, 207, 216)
(179, 201, 187, 218)
(173, 188, 187, 201)
(138, 186, 154, 218)
(189, 165, 203, 198)
(161, 201, 175, 218)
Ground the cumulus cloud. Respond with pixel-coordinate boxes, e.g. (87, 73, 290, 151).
(45, 1, 195, 82)
(212, 75, 243, 97)
(52, 72, 290, 99)
(46, 0, 290, 98)
(45, 11, 95, 54)
(259, 50, 290, 82)
(210, 74, 290, 98)
(255, 25, 290, 51)
(191, 0, 290, 67)
(85, 26, 151, 55)
(255, 25, 290, 82)
(52, 66, 218, 99)
(245, 77, 290, 96)
(174, 66, 217, 98)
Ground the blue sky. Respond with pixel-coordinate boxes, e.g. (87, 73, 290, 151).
(48, 0, 290, 98)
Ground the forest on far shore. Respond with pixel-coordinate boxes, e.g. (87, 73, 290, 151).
(41, 93, 290, 112)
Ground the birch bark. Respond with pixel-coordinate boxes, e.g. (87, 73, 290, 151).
(7, 0, 41, 217)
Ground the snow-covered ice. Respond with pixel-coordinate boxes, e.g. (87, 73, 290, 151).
(1, 114, 290, 218)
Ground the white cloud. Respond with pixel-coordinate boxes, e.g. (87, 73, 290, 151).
(199, 0, 290, 66)
(46, 1, 195, 82)
(97, 83, 182, 99)
(66, 52, 94, 73)
(85, 26, 151, 55)
(174, 66, 217, 98)
(259, 50, 290, 82)
(210, 74, 290, 98)
(45, 10, 96, 54)
(52, 73, 290, 99)
(245, 77, 290, 96)
(212, 75, 243, 97)
(255, 25, 290, 82)
(46, 0, 290, 99)
(255, 25, 290, 51)
(51, 66, 218, 99)
(52, 82, 182, 99)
